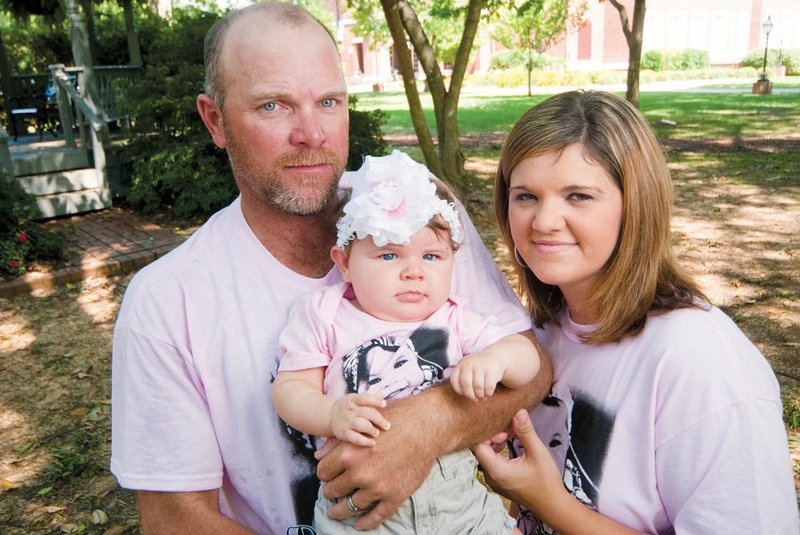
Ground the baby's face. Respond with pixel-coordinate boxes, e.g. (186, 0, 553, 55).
(343, 227, 454, 322)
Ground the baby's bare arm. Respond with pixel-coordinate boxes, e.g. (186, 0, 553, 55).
(451, 333, 541, 400)
(272, 369, 389, 447)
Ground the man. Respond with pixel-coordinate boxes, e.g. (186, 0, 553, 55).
(110, 2, 551, 533)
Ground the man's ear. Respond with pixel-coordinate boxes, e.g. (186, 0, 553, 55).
(197, 94, 228, 149)
(330, 246, 351, 282)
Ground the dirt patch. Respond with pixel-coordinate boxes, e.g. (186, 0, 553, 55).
(0, 276, 138, 533)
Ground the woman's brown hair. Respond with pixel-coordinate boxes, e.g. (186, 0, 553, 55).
(494, 90, 707, 344)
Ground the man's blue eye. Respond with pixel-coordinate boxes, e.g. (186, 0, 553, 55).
(263, 102, 277, 111)
(321, 98, 335, 108)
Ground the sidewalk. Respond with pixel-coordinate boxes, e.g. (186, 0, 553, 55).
(0, 208, 189, 299)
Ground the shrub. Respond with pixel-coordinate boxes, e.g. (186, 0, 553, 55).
(121, 7, 232, 219)
(642, 49, 709, 71)
(490, 49, 527, 70)
(678, 49, 709, 70)
(0, 178, 64, 278)
(490, 50, 558, 71)
(346, 95, 389, 170)
(739, 48, 800, 73)
(531, 70, 564, 86)
(780, 50, 800, 75)
(563, 71, 592, 87)
(641, 50, 665, 71)
(1, 2, 166, 72)
(495, 66, 527, 87)
(464, 71, 499, 86)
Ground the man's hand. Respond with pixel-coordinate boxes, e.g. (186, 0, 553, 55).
(315, 396, 438, 530)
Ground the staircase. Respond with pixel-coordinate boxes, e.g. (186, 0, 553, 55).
(1, 64, 136, 219)
(8, 141, 111, 218)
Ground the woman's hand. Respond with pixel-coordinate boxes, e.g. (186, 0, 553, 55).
(473, 409, 566, 511)
(475, 409, 649, 534)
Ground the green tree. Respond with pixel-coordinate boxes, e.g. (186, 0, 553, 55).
(295, 0, 336, 35)
(603, 0, 645, 107)
(351, 0, 492, 190)
(492, 0, 585, 96)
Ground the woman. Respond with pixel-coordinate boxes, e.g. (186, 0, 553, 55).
(474, 90, 798, 534)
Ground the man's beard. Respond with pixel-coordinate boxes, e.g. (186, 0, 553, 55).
(268, 151, 344, 215)
(225, 131, 345, 216)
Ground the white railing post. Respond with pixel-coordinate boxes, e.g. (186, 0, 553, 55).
(49, 64, 77, 148)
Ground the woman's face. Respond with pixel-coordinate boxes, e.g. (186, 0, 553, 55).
(508, 144, 623, 323)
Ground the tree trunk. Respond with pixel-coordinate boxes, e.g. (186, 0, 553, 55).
(394, 0, 446, 143)
(66, 0, 100, 113)
(380, 0, 442, 178)
(79, 0, 98, 65)
(392, 0, 486, 190)
(608, 0, 646, 108)
(122, 0, 142, 66)
(0, 31, 14, 109)
(526, 46, 533, 97)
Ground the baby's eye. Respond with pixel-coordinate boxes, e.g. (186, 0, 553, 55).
(380, 253, 397, 261)
(422, 253, 439, 261)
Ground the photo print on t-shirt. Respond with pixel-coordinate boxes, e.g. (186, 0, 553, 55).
(341, 326, 451, 398)
(513, 384, 614, 535)
(270, 365, 319, 526)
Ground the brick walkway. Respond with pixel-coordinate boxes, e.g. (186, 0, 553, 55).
(0, 208, 188, 298)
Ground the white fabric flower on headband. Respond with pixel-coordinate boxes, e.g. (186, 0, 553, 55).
(336, 151, 462, 248)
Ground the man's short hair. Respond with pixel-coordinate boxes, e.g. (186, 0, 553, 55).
(203, 1, 337, 110)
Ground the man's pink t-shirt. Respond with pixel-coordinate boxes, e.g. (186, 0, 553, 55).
(111, 197, 531, 532)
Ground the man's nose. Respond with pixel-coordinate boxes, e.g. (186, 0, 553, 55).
(289, 109, 324, 148)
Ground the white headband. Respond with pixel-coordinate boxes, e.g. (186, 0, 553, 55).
(336, 151, 462, 249)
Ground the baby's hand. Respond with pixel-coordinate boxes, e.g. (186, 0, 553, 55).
(330, 393, 391, 447)
(450, 354, 506, 401)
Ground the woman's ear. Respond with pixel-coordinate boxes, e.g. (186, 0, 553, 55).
(330, 246, 351, 282)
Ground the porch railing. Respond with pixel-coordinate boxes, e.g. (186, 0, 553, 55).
(0, 123, 12, 180)
(48, 64, 110, 178)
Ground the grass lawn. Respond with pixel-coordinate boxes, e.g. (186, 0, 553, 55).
(355, 86, 800, 140)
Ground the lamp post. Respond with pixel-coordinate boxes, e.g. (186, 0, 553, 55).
(760, 16, 774, 81)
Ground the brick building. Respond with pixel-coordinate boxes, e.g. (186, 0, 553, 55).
(329, 0, 800, 86)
